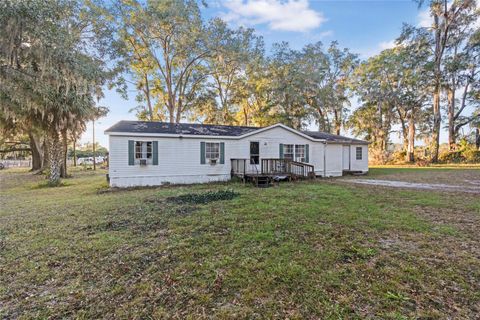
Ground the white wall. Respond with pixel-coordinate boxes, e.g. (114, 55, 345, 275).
(229, 126, 325, 175)
(349, 144, 369, 172)
(323, 143, 369, 176)
(325, 144, 343, 177)
(108, 135, 231, 187)
(107, 126, 365, 187)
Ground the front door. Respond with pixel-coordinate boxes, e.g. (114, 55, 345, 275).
(249, 141, 260, 173)
(342, 145, 350, 170)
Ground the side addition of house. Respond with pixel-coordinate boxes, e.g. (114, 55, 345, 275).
(104, 121, 369, 187)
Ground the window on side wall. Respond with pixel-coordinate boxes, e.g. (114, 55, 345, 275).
(250, 141, 259, 165)
(135, 141, 152, 159)
(356, 147, 363, 160)
(295, 144, 306, 162)
(283, 144, 294, 160)
(206, 142, 220, 160)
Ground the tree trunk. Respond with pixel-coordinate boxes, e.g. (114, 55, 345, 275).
(243, 107, 249, 126)
(406, 111, 415, 163)
(431, 87, 441, 162)
(93, 121, 96, 171)
(317, 108, 327, 132)
(333, 109, 341, 135)
(60, 129, 68, 178)
(476, 128, 480, 150)
(47, 130, 63, 186)
(29, 132, 43, 171)
(219, 90, 229, 125)
(73, 136, 77, 167)
(401, 127, 408, 154)
(175, 107, 182, 123)
(376, 102, 389, 164)
(73, 137, 77, 166)
(381, 131, 389, 164)
(144, 74, 153, 120)
(223, 106, 229, 124)
(42, 138, 50, 172)
(397, 109, 408, 153)
(447, 87, 456, 150)
(431, 8, 442, 163)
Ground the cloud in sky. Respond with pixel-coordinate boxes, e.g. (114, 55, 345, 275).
(417, 8, 432, 28)
(357, 39, 397, 59)
(221, 0, 326, 32)
(378, 40, 396, 51)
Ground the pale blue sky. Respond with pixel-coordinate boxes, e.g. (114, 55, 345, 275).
(85, 0, 436, 147)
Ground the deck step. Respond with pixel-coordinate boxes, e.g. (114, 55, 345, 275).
(255, 176, 271, 188)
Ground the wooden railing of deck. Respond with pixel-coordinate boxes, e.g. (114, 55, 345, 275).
(231, 158, 315, 179)
(231, 158, 247, 177)
(261, 158, 315, 178)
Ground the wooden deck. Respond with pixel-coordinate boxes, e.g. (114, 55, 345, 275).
(231, 158, 315, 187)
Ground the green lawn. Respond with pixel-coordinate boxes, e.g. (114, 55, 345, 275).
(1, 168, 479, 319)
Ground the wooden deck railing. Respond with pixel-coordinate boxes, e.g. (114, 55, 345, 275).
(261, 158, 314, 178)
(231, 158, 315, 179)
(231, 158, 248, 177)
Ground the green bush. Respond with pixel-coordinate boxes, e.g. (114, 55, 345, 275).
(464, 149, 480, 162)
(439, 150, 465, 163)
(439, 140, 480, 163)
(390, 150, 407, 164)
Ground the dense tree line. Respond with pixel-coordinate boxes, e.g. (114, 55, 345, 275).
(102, 0, 478, 163)
(1, 0, 479, 185)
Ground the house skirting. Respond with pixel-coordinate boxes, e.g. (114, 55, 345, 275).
(110, 174, 230, 187)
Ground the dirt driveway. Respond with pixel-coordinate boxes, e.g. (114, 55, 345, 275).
(346, 178, 480, 193)
(340, 167, 480, 194)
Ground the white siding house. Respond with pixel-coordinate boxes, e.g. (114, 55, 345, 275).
(105, 121, 369, 187)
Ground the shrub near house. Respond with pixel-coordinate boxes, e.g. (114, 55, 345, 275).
(439, 141, 480, 163)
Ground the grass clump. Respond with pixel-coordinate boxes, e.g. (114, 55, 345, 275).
(340, 245, 377, 263)
(34, 180, 70, 189)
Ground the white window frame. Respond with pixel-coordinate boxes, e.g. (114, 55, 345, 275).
(205, 142, 220, 160)
(295, 144, 306, 162)
(356, 147, 363, 160)
(135, 141, 152, 159)
(134, 141, 153, 165)
(283, 144, 294, 160)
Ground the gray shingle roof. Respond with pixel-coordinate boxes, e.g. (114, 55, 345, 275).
(302, 131, 368, 144)
(105, 120, 260, 137)
(105, 120, 369, 144)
